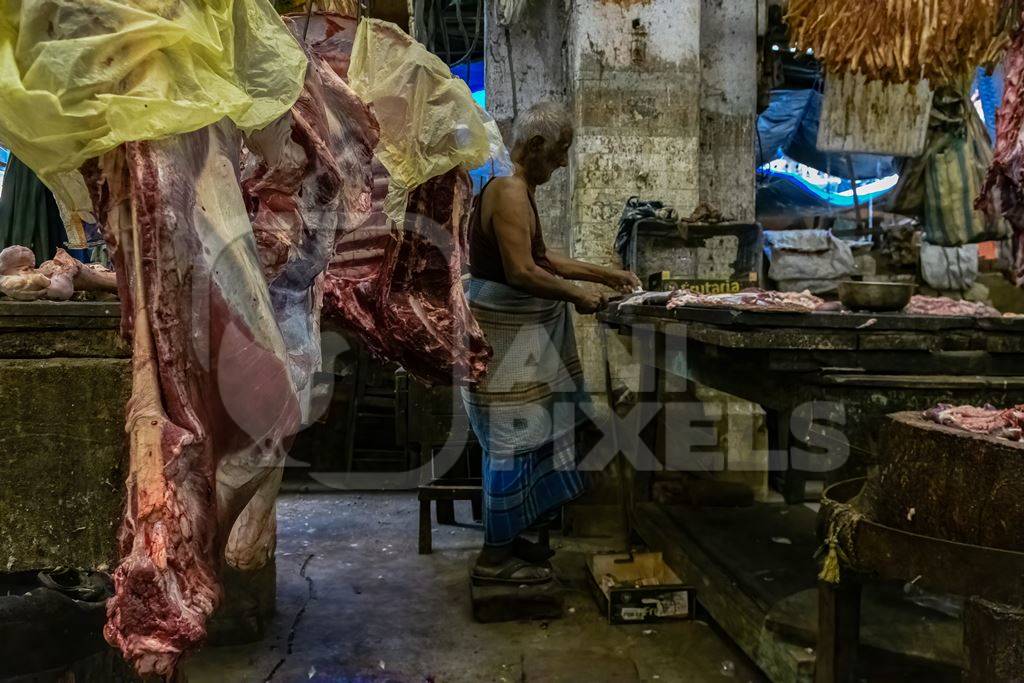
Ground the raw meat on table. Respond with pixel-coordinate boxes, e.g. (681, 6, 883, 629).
(903, 295, 1001, 317)
(666, 288, 832, 313)
(0, 244, 117, 301)
(924, 404, 1024, 441)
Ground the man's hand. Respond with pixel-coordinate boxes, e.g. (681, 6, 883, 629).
(574, 290, 608, 314)
(602, 268, 642, 294)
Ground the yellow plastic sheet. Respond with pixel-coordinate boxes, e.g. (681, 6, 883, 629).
(0, 0, 307, 193)
(348, 18, 511, 222)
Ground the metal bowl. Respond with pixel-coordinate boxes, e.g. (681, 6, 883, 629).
(838, 280, 916, 312)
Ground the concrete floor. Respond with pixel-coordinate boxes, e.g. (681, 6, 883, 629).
(184, 493, 765, 683)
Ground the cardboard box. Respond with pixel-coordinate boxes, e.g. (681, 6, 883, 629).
(587, 552, 696, 624)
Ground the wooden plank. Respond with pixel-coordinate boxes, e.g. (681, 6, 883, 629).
(680, 324, 859, 351)
(963, 598, 1024, 682)
(607, 311, 1024, 373)
(0, 302, 122, 335)
(633, 503, 816, 683)
(470, 577, 565, 623)
(984, 335, 1024, 353)
(0, 329, 129, 359)
(610, 314, 1011, 354)
(767, 587, 962, 668)
(418, 499, 431, 554)
(855, 332, 984, 352)
(611, 304, 1023, 333)
(0, 301, 121, 319)
(637, 501, 967, 683)
(658, 503, 821, 610)
(818, 374, 1024, 390)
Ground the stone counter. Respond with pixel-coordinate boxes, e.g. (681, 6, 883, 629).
(0, 301, 129, 572)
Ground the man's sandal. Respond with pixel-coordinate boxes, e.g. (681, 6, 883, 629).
(471, 557, 553, 586)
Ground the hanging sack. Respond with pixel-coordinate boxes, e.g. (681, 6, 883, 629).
(922, 93, 1010, 246)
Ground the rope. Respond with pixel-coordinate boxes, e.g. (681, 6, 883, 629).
(816, 502, 863, 584)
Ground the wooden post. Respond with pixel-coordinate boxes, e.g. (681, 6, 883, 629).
(777, 408, 808, 505)
(815, 579, 861, 683)
(470, 493, 483, 523)
(418, 498, 432, 555)
(436, 499, 456, 525)
(538, 524, 551, 550)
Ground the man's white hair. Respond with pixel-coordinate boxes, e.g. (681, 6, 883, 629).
(511, 101, 572, 150)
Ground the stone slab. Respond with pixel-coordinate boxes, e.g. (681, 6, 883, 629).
(0, 357, 130, 571)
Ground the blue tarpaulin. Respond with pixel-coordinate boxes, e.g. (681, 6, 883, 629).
(757, 89, 896, 180)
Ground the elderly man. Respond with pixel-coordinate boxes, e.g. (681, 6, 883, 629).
(462, 102, 640, 584)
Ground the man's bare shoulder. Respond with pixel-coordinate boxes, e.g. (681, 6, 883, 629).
(487, 175, 530, 205)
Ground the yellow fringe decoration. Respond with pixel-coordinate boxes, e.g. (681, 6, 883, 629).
(816, 506, 862, 584)
(818, 530, 841, 584)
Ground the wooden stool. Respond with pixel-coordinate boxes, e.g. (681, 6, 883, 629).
(417, 479, 483, 554)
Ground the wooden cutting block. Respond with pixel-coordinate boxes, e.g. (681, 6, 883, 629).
(855, 411, 1024, 551)
(469, 572, 564, 624)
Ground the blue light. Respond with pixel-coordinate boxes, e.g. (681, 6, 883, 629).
(758, 154, 899, 208)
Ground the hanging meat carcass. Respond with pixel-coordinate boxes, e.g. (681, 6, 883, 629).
(297, 12, 492, 386)
(87, 12, 491, 675)
(979, 11, 1024, 285)
(87, 32, 377, 678)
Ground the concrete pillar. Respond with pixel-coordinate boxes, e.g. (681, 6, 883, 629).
(699, 0, 757, 222)
(567, 0, 703, 388)
(484, 0, 757, 389)
(484, 0, 571, 251)
(568, 0, 702, 268)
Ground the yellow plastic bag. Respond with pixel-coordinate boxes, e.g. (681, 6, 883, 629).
(348, 18, 510, 222)
(0, 0, 307, 195)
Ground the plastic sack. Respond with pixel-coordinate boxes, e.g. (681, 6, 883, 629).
(348, 18, 511, 223)
(766, 230, 856, 283)
(0, 0, 307, 201)
(922, 108, 1009, 246)
(920, 240, 979, 291)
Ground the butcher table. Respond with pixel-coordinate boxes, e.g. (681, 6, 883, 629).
(599, 301, 1024, 503)
(598, 301, 1024, 681)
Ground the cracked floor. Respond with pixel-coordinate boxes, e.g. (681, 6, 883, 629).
(183, 493, 765, 683)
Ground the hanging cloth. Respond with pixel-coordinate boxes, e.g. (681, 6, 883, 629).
(0, 155, 66, 263)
